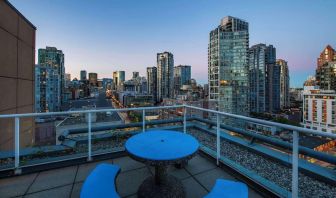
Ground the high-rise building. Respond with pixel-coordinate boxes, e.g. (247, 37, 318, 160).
(268, 64, 281, 112)
(133, 71, 139, 79)
(204, 84, 209, 99)
(35, 64, 61, 112)
(65, 73, 71, 88)
(147, 67, 157, 102)
(88, 72, 98, 86)
(208, 16, 249, 115)
(38, 47, 65, 104)
(0, 0, 36, 150)
(80, 70, 87, 81)
(173, 65, 191, 97)
(316, 61, 336, 91)
(249, 44, 280, 113)
(113, 71, 125, 90)
(157, 52, 174, 101)
(316, 45, 336, 91)
(317, 45, 336, 68)
(277, 59, 290, 109)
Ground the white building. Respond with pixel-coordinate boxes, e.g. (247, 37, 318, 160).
(302, 86, 336, 133)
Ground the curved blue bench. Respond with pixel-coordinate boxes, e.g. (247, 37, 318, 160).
(204, 179, 248, 198)
(80, 163, 121, 198)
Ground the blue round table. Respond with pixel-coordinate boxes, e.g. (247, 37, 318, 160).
(125, 130, 199, 198)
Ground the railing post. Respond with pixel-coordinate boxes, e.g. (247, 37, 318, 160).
(14, 117, 20, 173)
(292, 130, 299, 198)
(142, 109, 145, 132)
(216, 113, 220, 165)
(88, 112, 92, 161)
(183, 106, 187, 134)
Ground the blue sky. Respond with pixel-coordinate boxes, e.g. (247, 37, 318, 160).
(9, 0, 336, 87)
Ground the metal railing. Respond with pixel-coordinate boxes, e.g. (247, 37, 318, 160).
(184, 105, 336, 198)
(1, 104, 336, 198)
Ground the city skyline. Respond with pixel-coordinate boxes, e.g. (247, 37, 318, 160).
(9, 0, 336, 87)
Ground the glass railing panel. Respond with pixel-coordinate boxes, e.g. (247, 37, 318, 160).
(0, 117, 15, 170)
(184, 106, 336, 197)
(15, 113, 87, 168)
(144, 107, 184, 132)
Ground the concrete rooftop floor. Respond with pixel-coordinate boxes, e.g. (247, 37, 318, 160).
(0, 154, 263, 198)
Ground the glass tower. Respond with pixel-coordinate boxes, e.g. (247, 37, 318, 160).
(113, 71, 125, 91)
(147, 67, 157, 103)
(38, 47, 65, 107)
(35, 64, 61, 112)
(80, 70, 87, 81)
(208, 16, 249, 115)
(277, 59, 290, 109)
(173, 65, 191, 97)
(157, 52, 174, 102)
(249, 44, 279, 113)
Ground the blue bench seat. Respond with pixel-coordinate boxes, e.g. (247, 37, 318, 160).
(80, 163, 121, 198)
(204, 179, 248, 198)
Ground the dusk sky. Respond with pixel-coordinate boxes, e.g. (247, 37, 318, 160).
(9, 0, 336, 87)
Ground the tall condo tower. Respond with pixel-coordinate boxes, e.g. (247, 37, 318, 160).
(157, 52, 174, 102)
(147, 67, 158, 103)
(249, 44, 280, 113)
(277, 59, 290, 109)
(208, 16, 249, 115)
(113, 71, 125, 90)
(38, 47, 65, 105)
(80, 70, 87, 81)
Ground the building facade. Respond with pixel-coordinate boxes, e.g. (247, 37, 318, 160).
(249, 44, 280, 113)
(88, 72, 98, 86)
(173, 65, 191, 97)
(302, 86, 336, 133)
(157, 52, 174, 102)
(133, 71, 139, 79)
(208, 16, 249, 115)
(277, 59, 290, 109)
(35, 64, 61, 112)
(316, 45, 336, 91)
(147, 67, 157, 103)
(65, 73, 71, 88)
(316, 61, 336, 91)
(80, 70, 87, 81)
(38, 47, 65, 105)
(113, 71, 125, 90)
(0, 0, 36, 150)
(317, 45, 336, 68)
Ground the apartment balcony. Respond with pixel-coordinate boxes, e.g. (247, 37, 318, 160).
(0, 105, 335, 198)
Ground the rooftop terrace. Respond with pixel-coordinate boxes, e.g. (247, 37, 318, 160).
(0, 105, 335, 197)
(0, 153, 263, 198)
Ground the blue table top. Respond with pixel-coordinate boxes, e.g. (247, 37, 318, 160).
(125, 130, 199, 161)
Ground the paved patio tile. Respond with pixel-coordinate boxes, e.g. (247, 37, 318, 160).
(25, 184, 72, 198)
(113, 156, 145, 172)
(124, 194, 137, 198)
(116, 167, 151, 197)
(71, 182, 83, 198)
(249, 188, 264, 198)
(185, 155, 216, 175)
(194, 167, 236, 191)
(75, 159, 112, 182)
(0, 155, 264, 198)
(182, 177, 208, 198)
(0, 173, 37, 198)
(27, 166, 77, 194)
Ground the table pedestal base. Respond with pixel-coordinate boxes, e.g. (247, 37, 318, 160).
(137, 175, 185, 198)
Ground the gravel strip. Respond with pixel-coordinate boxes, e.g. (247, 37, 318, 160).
(188, 128, 336, 198)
